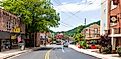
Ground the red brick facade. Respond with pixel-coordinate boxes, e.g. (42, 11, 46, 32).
(0, 8, 25, 51)
(107, 0, 121, 50)
(0, 8, 25, 33)
(108, 0, 121, 32)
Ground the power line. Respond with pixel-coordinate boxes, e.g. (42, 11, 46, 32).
(53, 0, 100, 22)
(73, 0, 97, 14)
(54, 0, 83, 20)
(60, 21, 74, 27)
(52, 0, 83, 27)
(52, 0, 97, 27)
(53, 0, 84, 23)
(60, 23, 72, 27)
(52, 0, 104, 27)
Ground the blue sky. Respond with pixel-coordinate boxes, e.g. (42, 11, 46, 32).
(50, 0, 101, 32)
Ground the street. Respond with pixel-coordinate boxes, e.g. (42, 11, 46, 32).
(11, 45, 99, 59)
(0, 0, 121, 59)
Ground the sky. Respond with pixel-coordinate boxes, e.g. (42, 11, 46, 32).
(50, 0, 101, 32)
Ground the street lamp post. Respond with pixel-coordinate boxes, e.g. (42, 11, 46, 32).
(84, 18, 86, 38)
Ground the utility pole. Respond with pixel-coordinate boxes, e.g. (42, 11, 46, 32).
(84, 18, 86, 38)
(85, 18, 86, 26)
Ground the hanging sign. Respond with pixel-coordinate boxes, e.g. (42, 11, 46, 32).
(110, 16, 117, 26)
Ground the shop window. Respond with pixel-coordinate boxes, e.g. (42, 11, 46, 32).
(94, 28, 98, 34)
(94, 28, 98, 37)
(112, 0, 119, 5)
(7, 21, 12, 30)
(89, 29, 91, 37)
(111, 1, 117, 10)
(1, 40, 11, 50)
(0, 11, 2, 17)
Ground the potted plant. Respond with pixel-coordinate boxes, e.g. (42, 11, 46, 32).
(117, 46, 121, 56)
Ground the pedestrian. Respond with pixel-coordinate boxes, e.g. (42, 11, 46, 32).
(18, 35, 25, 50)
(40, 32, 46, 46)
(45, 33, 48, 45)
(61, 40, 65, 52)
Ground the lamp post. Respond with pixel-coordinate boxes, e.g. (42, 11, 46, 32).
(84, 18, 86, 38)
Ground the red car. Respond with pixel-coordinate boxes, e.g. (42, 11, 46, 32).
(90, 45, 96, 49)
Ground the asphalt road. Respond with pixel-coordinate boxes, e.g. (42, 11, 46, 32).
(11, 46, 99, 59)
(11, 47, 52, 59)
(50, 47, 99, 59)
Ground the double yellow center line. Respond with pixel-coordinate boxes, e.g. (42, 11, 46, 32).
(44, 49, 52, 59)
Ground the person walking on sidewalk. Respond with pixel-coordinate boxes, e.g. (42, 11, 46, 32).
(40, 31, 48, 46)
(45, 32, 48, 45)
(18, 35, 25, 51)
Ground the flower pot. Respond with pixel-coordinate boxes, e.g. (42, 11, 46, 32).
(118, 52, 121, 56)
(117, 46, 121, 56)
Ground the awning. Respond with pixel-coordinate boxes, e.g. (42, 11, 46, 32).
(85, 37, 100, 40)
(0, 31, 10, 39)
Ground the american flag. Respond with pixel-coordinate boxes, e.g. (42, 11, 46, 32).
(17, 36, 21, 43)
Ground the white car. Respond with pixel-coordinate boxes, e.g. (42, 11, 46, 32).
(64, 41, 69, 47)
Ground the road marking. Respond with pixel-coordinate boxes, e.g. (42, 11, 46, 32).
(44, 49, 52, 59)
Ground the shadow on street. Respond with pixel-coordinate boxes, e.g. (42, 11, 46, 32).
(33, 47, 53, 51)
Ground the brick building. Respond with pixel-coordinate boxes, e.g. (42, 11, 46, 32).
(107, 0, 121, 51)
(0, 8, 25, 51)
(81, 24, 100, 45)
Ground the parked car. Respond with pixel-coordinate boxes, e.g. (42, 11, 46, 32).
(64, 41, 69, 47)
(69, 41, 75, 44)
(56, 40, 62, 45)
(52, 41, 56, 44)
(56, 42, 61, 45)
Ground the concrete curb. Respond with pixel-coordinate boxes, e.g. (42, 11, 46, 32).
(2, 50, 28, 59)
(68, 45, 120, 59)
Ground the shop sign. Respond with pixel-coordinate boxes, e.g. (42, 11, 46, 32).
(110, 16, 117, 26)
(11, 35, 16, 39)
(13, 27, 20, 33)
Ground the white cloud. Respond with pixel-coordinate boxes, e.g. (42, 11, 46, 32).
(53, 0, 101, 12)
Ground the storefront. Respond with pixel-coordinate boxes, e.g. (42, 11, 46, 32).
(0, 31, 11, 52)
(0, 8, 26, 51)
(10, 32, 18, 49)
(10, 27, 26, 49)
(86, 37, 100, 48)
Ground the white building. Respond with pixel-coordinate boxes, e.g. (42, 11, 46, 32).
(100, 0, 108, 35)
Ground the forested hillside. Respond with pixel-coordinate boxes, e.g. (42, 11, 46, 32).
(63, 20, 100, 37)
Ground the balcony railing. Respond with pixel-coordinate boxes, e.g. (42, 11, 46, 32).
(109, 28, 121, 34)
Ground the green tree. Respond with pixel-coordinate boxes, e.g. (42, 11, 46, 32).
(73, 33, 84, 43)
(0, 0, 60, 32)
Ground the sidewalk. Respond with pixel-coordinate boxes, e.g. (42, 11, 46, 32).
(0, 47, 39, 59)
(69, 45, 121, 59)
(0, 45, 54, 59)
